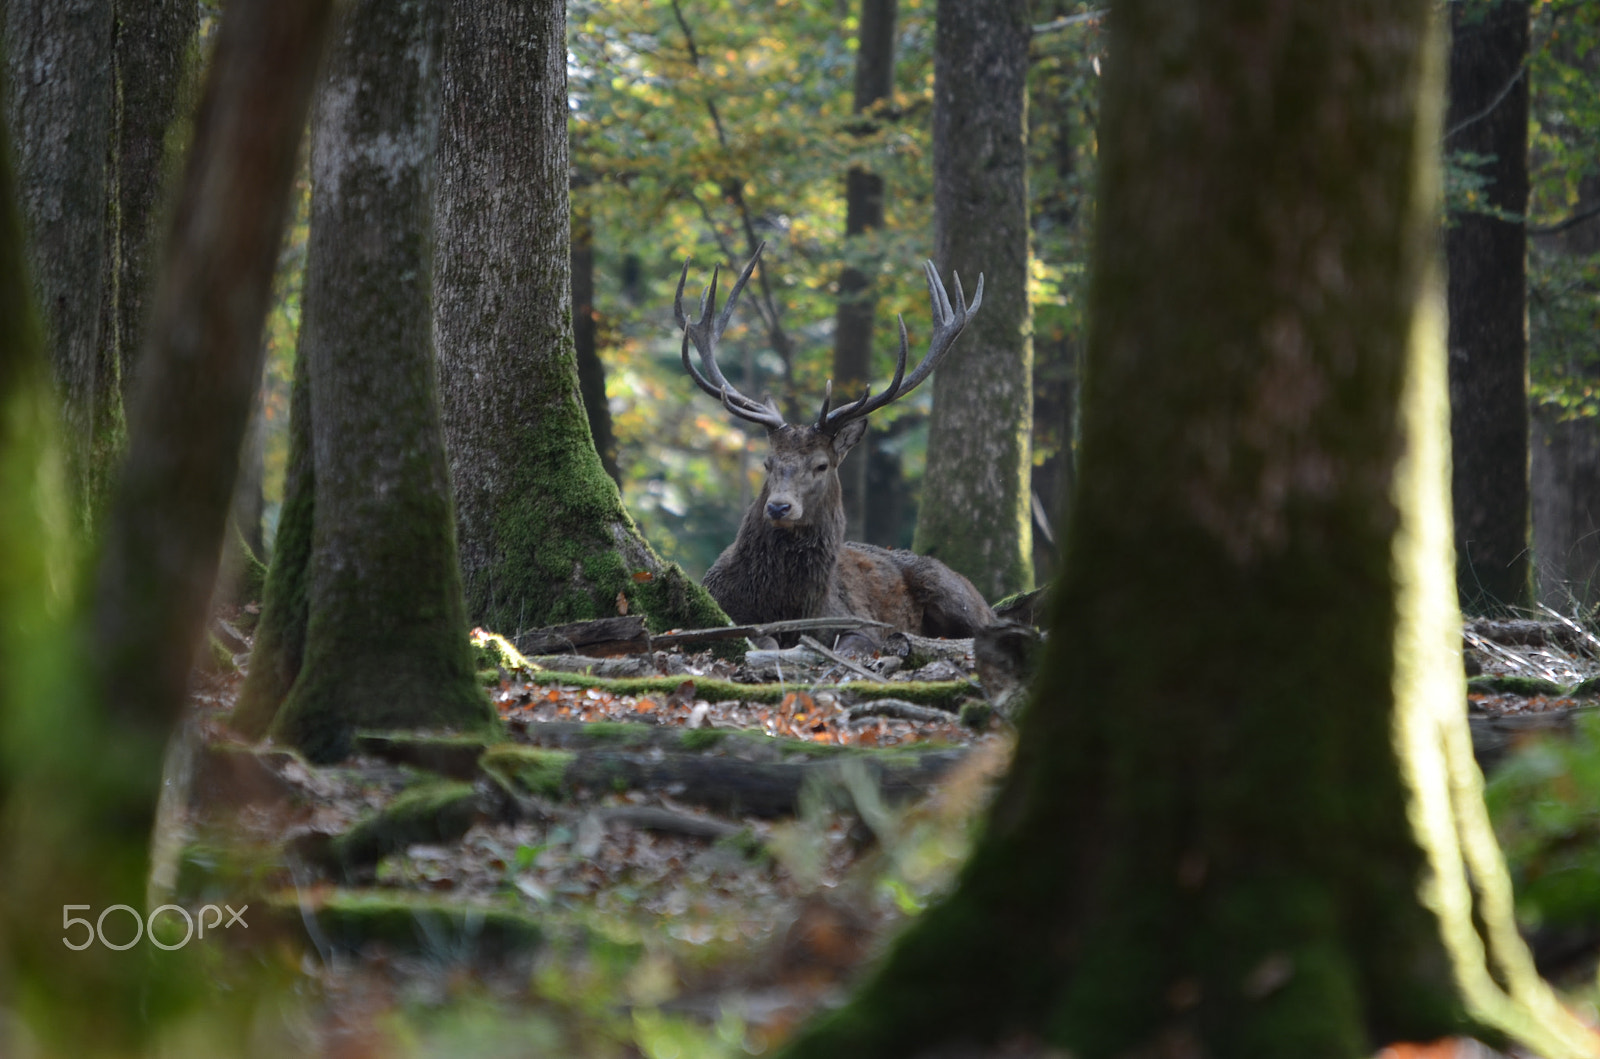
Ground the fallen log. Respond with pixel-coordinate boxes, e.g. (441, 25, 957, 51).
(483, 744, 967, 818)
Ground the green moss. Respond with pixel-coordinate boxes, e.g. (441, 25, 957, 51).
(678, 728, 727, 752)
(1467, 674, 1567, 698)
(266, 889, 541, 957)
(329, 781, 481, 868)
(481, 746, 575, 800)
(206, 632, 235, 672)
(1572, 676, 1600, 698)
(526, 670, 977, 709)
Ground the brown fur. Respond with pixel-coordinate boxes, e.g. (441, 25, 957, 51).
(702, 422, 994, 648)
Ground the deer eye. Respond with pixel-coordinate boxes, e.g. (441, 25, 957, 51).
(813, 462, 829, 474)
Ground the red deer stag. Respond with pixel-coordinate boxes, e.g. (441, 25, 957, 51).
(676, 244, 994, 652)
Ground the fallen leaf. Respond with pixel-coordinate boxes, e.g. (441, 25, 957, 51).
(632, 571, 654, 583)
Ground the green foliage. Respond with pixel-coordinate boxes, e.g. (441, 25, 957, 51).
(1487, 712, 1600, 928)
(1525, 0, 1600, 409)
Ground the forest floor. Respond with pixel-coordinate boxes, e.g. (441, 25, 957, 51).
(160, 610, 1600, 1059)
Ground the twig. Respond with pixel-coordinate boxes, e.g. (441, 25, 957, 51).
(798, 634, 881, 683)
(1032, 9, 1106, 35)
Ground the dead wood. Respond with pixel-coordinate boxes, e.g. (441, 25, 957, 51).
(650, 615, 895, 650)
(844, 700, 954, 725)
(514, 616, 651, 657)
(882, 630, 974, 667)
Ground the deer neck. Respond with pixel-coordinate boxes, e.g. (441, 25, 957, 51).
(733, 481, 844, 612)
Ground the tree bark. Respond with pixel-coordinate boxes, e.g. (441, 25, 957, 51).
(571, 210, 622, 486)
(833, 0, 896, 542)
(1445, 0, 1532, 612)
(263, 0, 494, 764)
(913, 0, 1033, 601)
(782, 1, 1591, 1055)
(433, 0, 727, 638)
(2, 0, 120, 526)
(109, 0, 197, 393)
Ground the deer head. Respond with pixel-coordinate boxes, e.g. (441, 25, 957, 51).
(675, 244, 983, 532)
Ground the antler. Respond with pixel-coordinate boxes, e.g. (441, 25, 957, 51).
(675, 243, 786, 430)
(817, 260, 984, 433)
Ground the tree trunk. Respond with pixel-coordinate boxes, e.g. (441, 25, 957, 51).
(6, 0, 329, 1049)
(109, 0, 197, 393)
(433, 0, 728, 637)
(232, 343, 314, 737)
(2, 0, 121, 527)
(781, 1, 1591, 1055)
(1532, 407, 1600, 614)
(1445, 0, 1532, 613)
(572, 210, 622, 486)
(262, 0, 494, 764)
(913, 0, 1033, 602)
(833, 0, 896, 542)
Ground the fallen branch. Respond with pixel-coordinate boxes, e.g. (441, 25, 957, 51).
(652, 615, 895, 650)
(845, 699, 956, 725)
(799, 634, 881, 683)
(1463, 627, 1562, 684)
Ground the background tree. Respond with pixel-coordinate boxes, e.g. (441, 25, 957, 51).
(833, 0, 897, 542)
(237, 0, 494, 762)
(782, 0, 1594, 1054)
(5, 0, 329, 1047)
(1526, 5, 1600, 612)
(1447, 0, 1534, 612)
(1, 0, 120, 525)
(913, 0, 1034, 601)
(433, 0, 726, 637)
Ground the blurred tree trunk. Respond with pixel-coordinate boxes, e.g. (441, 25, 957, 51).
(572, 209, 621, 486)
(914, 0, 1033, 601)
(1445, 0, 1532, 612)
(781, 0, 1593, 1055)
(2, 0, 120, 527)
(833, 0, 896, 542)
(433, 0, 727, 637)
(3, 0, 329, 1050)
(255, 0, 493, 764)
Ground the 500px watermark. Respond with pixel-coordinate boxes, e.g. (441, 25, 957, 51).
(62, 903, 247, 951)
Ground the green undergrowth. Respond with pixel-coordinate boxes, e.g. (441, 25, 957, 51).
(1486, 710, 1600, 932)
(527, 669, 979, 710)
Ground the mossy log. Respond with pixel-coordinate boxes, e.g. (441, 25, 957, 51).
(482, 744, 966, 818)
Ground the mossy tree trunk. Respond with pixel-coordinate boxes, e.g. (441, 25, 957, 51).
(433, 0, 728, 637)
(2, 0, 121, 529)
(1445, 0, 1532, 613)
(782, 1, 1593, 1057)
(5, 0, 330, 1050)
(912, 0, 1033, 602)
(233, 344, 312, 737)
(261, 0, 495, 764)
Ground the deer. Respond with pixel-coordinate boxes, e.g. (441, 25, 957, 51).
(675, 244, 995, 655)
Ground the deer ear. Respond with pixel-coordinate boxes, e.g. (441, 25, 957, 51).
(832, 418, 868, 458)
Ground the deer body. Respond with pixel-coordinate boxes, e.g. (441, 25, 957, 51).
(678, 247, 994, 649)
(701, 425, 993, 643)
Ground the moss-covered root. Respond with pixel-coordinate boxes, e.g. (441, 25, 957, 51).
(329, 781, 481, 870)
(266, 890, 541, 958)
